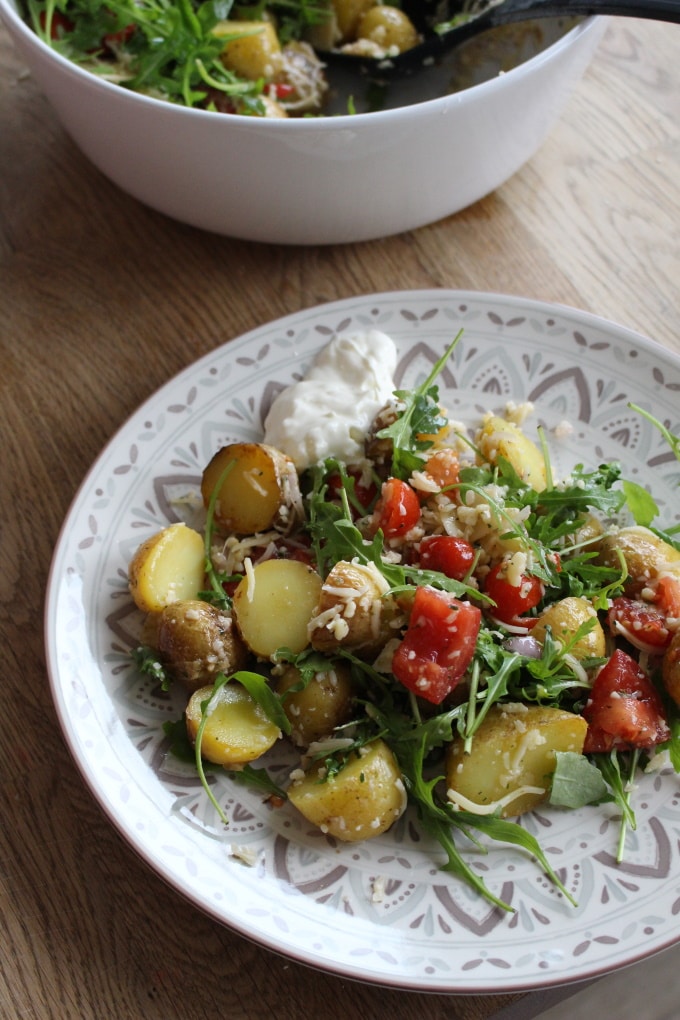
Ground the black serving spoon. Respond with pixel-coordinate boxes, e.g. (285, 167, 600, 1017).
(322, 0, 680, 79)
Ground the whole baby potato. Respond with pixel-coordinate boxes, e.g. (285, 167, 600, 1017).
(597, 526, 680, 596)
(309, 560, 399, 657)
(276, 662, 355, 747)
(476, 415, 546, 491)
(201, 441, 302, 536)
(531, 596, 605, 661)
(157, 599, 249, 692)
(215, 20, 283, 81)
(129, 522, 205, 614)
(569, 513, 604, 550)
(185, 682, 280, 767)
(332, 0, 375, 40)
(288, 738, 406, 842)
(446, 703, 587, 817)
(357, 6, 420, 52)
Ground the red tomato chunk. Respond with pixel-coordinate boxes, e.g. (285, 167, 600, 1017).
(484, 562, 544, 626)
(607, 596, 672, 651)
(373, 478, 421, 538)
(392, 587, 481, 704)
(656, 575, 680, 618)
(418, 535, 475, 581)
(583, 648, 670, 753)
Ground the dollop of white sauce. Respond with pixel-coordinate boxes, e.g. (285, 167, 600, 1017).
(263, 330, 397, 470)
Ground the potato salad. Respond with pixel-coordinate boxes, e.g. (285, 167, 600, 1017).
(128, 330, 680, 909)
(22, 0, 423, 117)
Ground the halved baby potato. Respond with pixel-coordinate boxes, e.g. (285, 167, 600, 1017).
(128, 522, 205, 614)
(446, 703, 587, 817)
(201, 442, 302, 536)
(476, 415, 546, 491)
(233, 558, 323, 659)
(185, 682, 280, 767)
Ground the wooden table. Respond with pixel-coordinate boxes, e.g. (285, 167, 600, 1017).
(1, 15, 679, 1020)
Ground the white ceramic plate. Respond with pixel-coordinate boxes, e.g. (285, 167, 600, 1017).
(45, 291, 680, 993)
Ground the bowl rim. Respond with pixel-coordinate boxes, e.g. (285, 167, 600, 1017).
(0, 0, 598, 127)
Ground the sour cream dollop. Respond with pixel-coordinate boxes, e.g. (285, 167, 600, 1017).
(263, 330, 397, 470)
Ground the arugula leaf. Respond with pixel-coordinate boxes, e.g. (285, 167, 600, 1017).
(629, 403, 680, 464)
(550, 751, 610, 809)
(163, 716, 197, 760)
(25, 0, 327, 112)
(591, 750, 639, 862)
(131, 644, 172, 691)
(508, 622, 602, 704)
(622, 479, 658, 527)
(202, 457, 235, 610)
(230, 670, 291, 736)
(377, 330, 463, 480)
(226, 763, 287, 799)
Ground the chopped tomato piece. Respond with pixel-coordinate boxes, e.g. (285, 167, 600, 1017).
(484, 562, 544, 626)
(656, 575, 680, 618)
(421, 449, 460, 498)
(272, 83, 295, 99)
(392, 587, 481, 704)
(583, 649, 670, 753)
(418, 535, 475, 581)
(607, 596, 672, 651)
(373, 478, 421, 538)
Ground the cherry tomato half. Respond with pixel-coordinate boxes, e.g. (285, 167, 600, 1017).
(373, 478, 421, 538)
(484, 562, 544, 625)
(656, 575, 680, 619)
(607, 596, 672, 651)
(418, 535, 475, 581)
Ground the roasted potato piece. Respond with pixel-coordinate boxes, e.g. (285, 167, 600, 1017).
(332, 0, 375, 40)
(233, 558, 323, 659)
(185, 682, 280, 767)
(569, 513, 604, 550)
(357, 6, 419, 52)
(276, 662, 355, 747)
(596, 526, 680, 596)
(309, 560, 399, 656)
(288, 738, 406, 841)
(446, 704, 587, 817)
(662, 630, 680, 708)
(476, 415, 546, 491)
(201, 442, 302, 536)
(531, 596, 605, 661)
(129, 523, 205, 614)
(215, 20, 283, 81)
(156, 599, 248, 692)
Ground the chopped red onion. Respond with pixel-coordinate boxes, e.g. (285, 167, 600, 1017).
(504, 635, 542, 658)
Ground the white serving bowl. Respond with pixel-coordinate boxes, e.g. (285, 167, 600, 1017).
(0, 2, 604, 244)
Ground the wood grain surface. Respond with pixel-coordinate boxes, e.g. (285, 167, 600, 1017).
(1, 15, 679, 1020)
